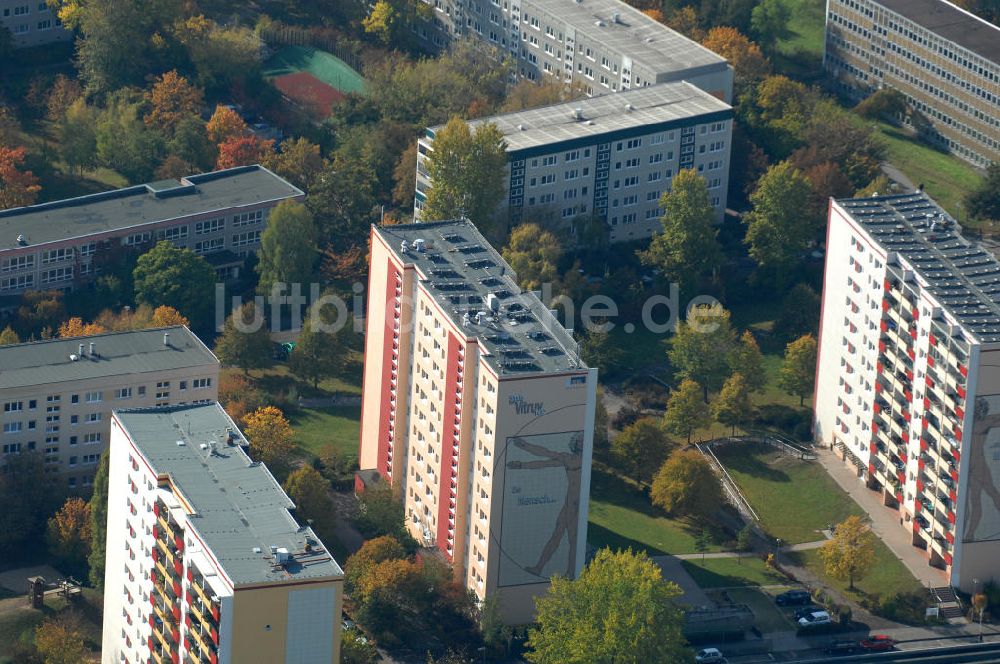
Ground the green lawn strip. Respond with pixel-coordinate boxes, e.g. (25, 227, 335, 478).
(777, 0, 826, 57)
(606, 324, 671, 378)
(288, 405, 361, 462)
(587, 469, 728, 556)
(720, 587, 796, 633)
(0, 604, 43, 660)
(715, 444, 863, 543)
(787, 542, 924, 600)
(682, 556, 787, 589)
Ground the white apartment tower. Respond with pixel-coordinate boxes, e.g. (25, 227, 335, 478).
(815, 192, 1000, 592)
(359, 219, 597, 623)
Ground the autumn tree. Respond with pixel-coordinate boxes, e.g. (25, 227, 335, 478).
(151, 305, 190, 327)
(256, 200, 317, 294)
(639, 169, 721, 295)
(145, 70, 204, 136)
(713, 372, 754, 436)
(665, 6, 704, 41)
(214, 302, 272, 374)
(216, 134, 274, 170)
(502, 223, 562, 290)
(261, 137, 324, 191)
(779, 334, 818, 406)
(57, 317, 107, 338)
(46, 497, 91, 576)
(363, 0, 398, 44)
(668, 303, 737, 401)
(701, 27, 770, 92)
(174, 15, 263, 93)
(651, 449, 724, 521)
(34, 615, 88, 664)
(421, 117, 507, 240)
(0, 326, 20, 345)
(0, 146, 41, 210)
(526, 549, 689, 664)
(663, 378, 710, 444)
(206, 104, 248, 144)
(59, 98, 98, 177)
(345, 535, 408, 596)
(500, 77, 586, 113)
(133, 241, 215, 330)
(391, 141, 418, 210)
(243, 406, 295, 475)
(283, 465, 335, 541)
(730, 330, 765, 393)
(611, 418, 674, 486)
(819, 515, 876, 590)
(744, 161, 814, 286)
(45, 74, 83, 122)
(88, 451, 109, 588)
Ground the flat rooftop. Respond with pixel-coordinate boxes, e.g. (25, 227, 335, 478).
(838, 192, 1000, 343)
(876, 0, 1000, 63)
(429, 82, 732, 155)
(374, 220, 588, 376)
(0, 165, 303, 251)
(117, 403, 344, 586)
(0, 326, 217, 391)
(529, 0, 728, 77)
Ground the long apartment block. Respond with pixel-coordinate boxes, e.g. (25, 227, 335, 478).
(824, 0, 1000, 167)
(102, 403, 345, 664)
(359, 219, 597, 623)
(0, 165, 303, 297)
(815, 192, 1000, 592)
(415, 82, 732, 243)
(1, 0, 70, 49)
(416, 0, 732, 100)
(0, 326, 218, 490)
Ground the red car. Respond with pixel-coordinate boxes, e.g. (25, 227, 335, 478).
(860, 635, 897, 652)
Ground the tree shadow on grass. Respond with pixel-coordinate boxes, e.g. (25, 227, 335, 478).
(587, 522, 668, 557)
(715, 443, 791, 483)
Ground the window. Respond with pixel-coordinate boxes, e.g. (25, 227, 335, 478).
(83, 433, 101, 444)
(195, 218, 225, 235)
(3, 443, 22, 455)
(623, 175, 639, 188)
(82, 454, 100, 464)
(4, 422, 22, 434)
(540, 155, 557, 166)
(71, 395, 79, 404)
(4, 401, 23, 413)
(649, 153, 663, 164)
(232, 231, 261, 248)
(158, 226, 188, 241)
(0, 274, 33, 292)
(41, 267, 72, 285)
(123, 232, 150, 246)
(539, 174, 555, 185)
(85, 392, 102, 403)
(86, 413, 101, 423)
(1, 255, 34, 273)
(233, 210, 263, 227)
(564, 169, 579, 180)
(116, 388, 132, 400)
(194, 238, 224, 254)
(79, 243, 96, 257)
(564, 150, 580, 161)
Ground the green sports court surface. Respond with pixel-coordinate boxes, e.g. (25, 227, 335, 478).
(263, 46, 366, 95)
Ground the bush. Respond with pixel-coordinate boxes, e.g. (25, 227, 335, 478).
(754, 404, 810, 438)
(612, 405, 643, 430)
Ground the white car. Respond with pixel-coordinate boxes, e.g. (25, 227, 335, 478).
(798, 610, 832, 627)
(695, 648, 725, 663)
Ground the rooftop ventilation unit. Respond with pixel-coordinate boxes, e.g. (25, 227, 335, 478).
(475, 311, 489, 326)
(413, 238, 426, 252)
(572, 108, 584, 121)
(487, 293, 501, 312)
(611, 11, 620, 23)
(16, 235, 27, 246)
(517, 124, 525, 131)
(625, 103, 634, 112)
(275, 547, 291, 565)
(163, 332, 170, 347)
(400, 240, 410, 253)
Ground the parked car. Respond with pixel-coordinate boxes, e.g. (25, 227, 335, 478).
(798, 610, 832, 628)
(694, 648, 725, 664)
(860, 634, 897, 652)
(775, 589, 812, 606)
(824, 639, 859, 655)
(794, 605, 824, 621)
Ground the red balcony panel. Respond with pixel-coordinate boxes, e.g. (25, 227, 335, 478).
(912, 308, 919, 320)
(152, 526, 158, 540)
(150, 593, 156, 606)
(173, 559, 182, 576)
(148, 637, 154, 651)
(903, 411, 911, 422)
(955, 406, 964, 419)
(172, 605, 181, 621)
(153, 503, 160, 516)
(185, 590, 193, 604)
(186, 569, 193, 582)
(877, 362, 884, 373)
(920, 438, 928, 451)
(923, 398, 931, 409)
(184, 636, 190, 650)
(211, 604, 220, 622)
(916, 479, 924, 491)
(957, 385, 966, 399)
(879, 341, 887, 353)
(173, 581, 182, 597)
(944, 552, 953, 566)
(910, 330, 918, 340)
(185, 614, 192, 628)
(882, 300, 890, 311)
(873, 403, 881, 414)
(174, 536, 184, 552)
(898, 471, 906, 485)
(870, 442, 878, 455)
(948, 511, 956, 524)
(908, 348, 916, 361)
(926, 376, 934, 388)
(210, 653, 218, 664)
(929, 334, 937, 346)
(927, 356, 935, 367)
(946, 532, 955, 544)
(152, 549, 159, 563)
(149, 615, 155, 628)
(954, 427, 963, 442)
(950, 489, 958, 502)
(914, 501, 921, 513)
(884, 279, 892, 290)
(921, 416, 928, 428)
(951, 469, 959, 482)
(171, 628, 180, 643)
(868, 463, 876, 475)
(211, 627, 219, 645)
(172, 653, 179, 664)
(896, 492, 904, 504)
(906, 369, 914, 381)
(959, 364, 968, 377)
(902, 431, 909, 442)
(953, 449, 961, 463)
(905, 391, 913, 403)
(881, 321, 888, 332)
(872, 422, 879, 434)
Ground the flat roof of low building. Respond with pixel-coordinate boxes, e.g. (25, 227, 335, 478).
(427, 82, 731, 157)
(374, 220, 588, 376)
(116, 403, 344, 586)
(838, 192, 1000, 343)
(0, 165, 303, 251)
(876, 0, 1000, 63)
(529, 0, 728, 77)
(0, 326, 217, 391)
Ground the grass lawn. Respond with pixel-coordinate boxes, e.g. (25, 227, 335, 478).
(247, 359, 363, 399)
(788, 542, 924, 600)
(715, 443, 864, 544)
(587, 469, 728, 556)
(877, 123, 983, 226)
(682, 556, 788, 589)
(719, 587, 795, 633)
(607, 324, 671, 379)
(778, 0, 825, 57)
(0, 587, 103, 662)
(288, 405, 362, 463)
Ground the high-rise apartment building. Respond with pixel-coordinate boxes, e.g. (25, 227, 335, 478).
(359, 219, 597, 623)
(0, 165, 303, 296)
(815, 192, 1000, 591)
(0, 0, 70, 49)
(0, 326, 218, 490)
(414, 0, 732, 100)
(415, 82, 732, 243)
(824, 0, 1000, 167)
(102, 403, 345, 664)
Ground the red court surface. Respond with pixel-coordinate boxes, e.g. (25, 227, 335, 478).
(271, 71, 345, 119)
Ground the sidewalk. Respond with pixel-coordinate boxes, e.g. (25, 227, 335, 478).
(816, 448, 948, 588)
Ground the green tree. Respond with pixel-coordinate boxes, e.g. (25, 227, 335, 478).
(174, 15, 263, 94)
(730, 330, 765, 393)
(579, 328, 624, 378)
(256, 200, 318, 294)
(363, 0, 398, 44)
(713, 372, 754, 436)
(0, 452, 57, 559)
(58, 98, 98, 177)
(611, 417, 674, 485)
(283, 465, 335, 541)
(73, 0, 168, 94)
(133, 241, 215, 330)
(46, 497, 90, 577)
(214, 302, 272, 375)
(0, 326, 20, 345)
(354, 483, 417, 547)
(819, 515, 876, 590)
(779, 334, 818, 406)
(307, 155, 379, 249)
(480, 594, 514, 656)
(736, 524, 753, 552)
(289, 301, 349, 389)
(773, 283, 820, 342)
(750, 0, 791, 51)
(744, 161, 814, 286)
(651, 449, 724, 521)
(526, 548, 689, 664)
(668, 303, 737, 401)
(502, 223, 561, 290)
(168, 116, 215, 171)
(695, 528, 712, 561)
(95, 92, 165, 184)
(663, 378, 710, 444)
(261, 137, 324, 192)
(966, 162, 1000, 222)
(639, 168, 721, 295)
(88, 450, 109, 588)
(421, 117, 507, 239)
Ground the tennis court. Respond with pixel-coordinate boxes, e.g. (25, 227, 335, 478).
(263, 46, 366, 118)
